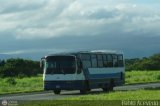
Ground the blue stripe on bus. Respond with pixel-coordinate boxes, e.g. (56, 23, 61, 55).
(89, 73, 121, 79)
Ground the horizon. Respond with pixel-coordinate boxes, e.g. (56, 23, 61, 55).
(0, 50, 159, 61)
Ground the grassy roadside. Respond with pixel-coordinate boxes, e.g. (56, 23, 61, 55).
(0, 71, 160, 95)
(0, 75, 43, 95)
(21, 90, 160, 106)
(65, 90, 160, 100)
(126, 70, 160, 84)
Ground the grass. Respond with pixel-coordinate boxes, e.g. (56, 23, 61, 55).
(66, 90, 160, 100)
(0, 70, 160, 95)
(0, 75, 43, 95)
(22, 100, 121, 106)
(125, 70, 160, 84)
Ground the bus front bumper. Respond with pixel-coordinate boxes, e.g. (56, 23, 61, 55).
(44, 80, 85, 90)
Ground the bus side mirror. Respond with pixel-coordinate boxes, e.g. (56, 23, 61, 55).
(77, 58, 82, 68)
(40, 59, 44, 69)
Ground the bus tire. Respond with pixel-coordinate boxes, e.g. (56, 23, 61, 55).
(109, 79, 114, 91)
(102, 80, 114, 92)
(80, 89, 87, 94)
(80, 80, 90, 94)
(102, 87, 109, 92)
(53, 90, 61, 94)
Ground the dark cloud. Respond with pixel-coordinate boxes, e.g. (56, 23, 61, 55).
(0, 0, 47, 14)
(1, 32, 160, 60)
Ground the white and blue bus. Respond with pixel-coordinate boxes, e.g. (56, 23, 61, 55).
(41, 50, 125, 94)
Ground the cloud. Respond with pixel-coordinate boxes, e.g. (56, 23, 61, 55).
(0, 0, 160, 59)
(0, 0, 160, 40)
(0, 48, 70, 55)
(0, 0, 47, 14)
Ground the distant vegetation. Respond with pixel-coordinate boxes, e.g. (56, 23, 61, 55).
(0, 58, 41, 77)
(125, 53, 160, 71)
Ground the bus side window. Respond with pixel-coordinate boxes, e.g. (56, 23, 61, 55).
(113, 55, 118, 67)
(118, 55, 124, 67)
(97, 54, 103, 68)
(103, 55, 108, 67)
(91, 54, 97, 68)
(107, 55, 113, 67)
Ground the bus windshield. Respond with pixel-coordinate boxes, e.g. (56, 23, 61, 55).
(45, 56, 76, 74)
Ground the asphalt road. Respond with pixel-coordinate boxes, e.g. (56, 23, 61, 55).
(0, 83, 159, 101)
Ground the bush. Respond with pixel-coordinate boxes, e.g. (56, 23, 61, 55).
(18, 73, 26, 79)
(125, 53, 160, 71)
(6, 78, 17, 85)
(156, 75, 160, 80)
(0, 58, 41, 78)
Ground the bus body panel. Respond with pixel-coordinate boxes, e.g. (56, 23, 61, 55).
(44, 74, 76, 81)
(43, 68, 124, 90)
(44, 80, 85, 90)
(88, 67, 124, 74)
(87, 68, 125, 88)
(43, 72, 86, 90)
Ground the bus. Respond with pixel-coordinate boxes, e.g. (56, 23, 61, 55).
(40, 50, 125, 94)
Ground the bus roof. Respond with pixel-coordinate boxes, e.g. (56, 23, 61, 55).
(82, 50, 123, 54)
(44, 50, 123, 58)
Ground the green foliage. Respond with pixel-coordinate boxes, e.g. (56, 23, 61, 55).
(5, 78, 17, 85)
(0, 75, 43, 94)
(125, 53, 160, 71)
(0, 59, 5, 66)
(0, 58, 41, 78)
(125, 71, 160, 84)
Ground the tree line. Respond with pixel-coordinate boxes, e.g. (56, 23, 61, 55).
(0, 58, 42, 78)
(125, 53, 160, 71)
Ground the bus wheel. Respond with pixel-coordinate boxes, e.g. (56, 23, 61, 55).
(53, 90, 61, 94)
(109, 79, 114, 91)
(102, 87, 109, 92)
(109, 86, 114, 91)
(80, 89, 87, 94)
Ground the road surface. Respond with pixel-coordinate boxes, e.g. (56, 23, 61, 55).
(0, 83, 159, 100)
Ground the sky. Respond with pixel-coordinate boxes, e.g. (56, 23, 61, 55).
(0, 0, 160, 60)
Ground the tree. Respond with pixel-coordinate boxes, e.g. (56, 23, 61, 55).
(0, 58, 41, 77)
(125, 53, 160, 71)
(0, 59, 5, 66)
